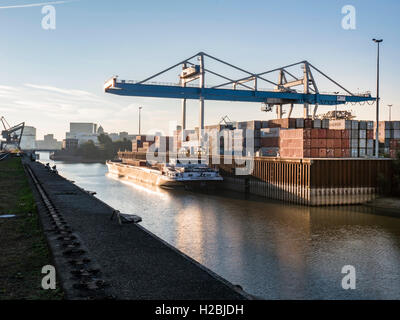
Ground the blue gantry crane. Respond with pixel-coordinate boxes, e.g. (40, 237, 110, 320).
(104, 52, 375, 130)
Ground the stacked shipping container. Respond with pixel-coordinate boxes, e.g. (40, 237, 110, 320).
(374, 121, 400, 157)
(269, 119, 374, 159)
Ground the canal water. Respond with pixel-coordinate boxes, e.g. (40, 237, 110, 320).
(38, 152, 400, 299)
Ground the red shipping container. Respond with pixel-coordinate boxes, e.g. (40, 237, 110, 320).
(334, 148, 342, 158)
(303, 148, 311, 158)
(341, 129, 350, 139)
(304, 119, 313, 128)
(390, 139, 400, 149)
(303, 138, 311, 149)
(304, 128, 312, 139)
(326, 139, 334, 148)
(310, 139, 319, 149)
(318, 129, 327, 139)
(341, 139, 350, 149)
(311, 129, 319, 139)
(326, 129, 335, 139)
(333, 139, 341, 148)
(261, 137, 279, 147)
(343, 149, 350, 158)
(319, 149, 327, 157)
(326, 148, 334, 158)
(311, 149, 319, 157)
(268, 118, 296, 128)
(334, 130, 342, 139)
(318, 139, 327, 148)
(367, 130, 374, 139)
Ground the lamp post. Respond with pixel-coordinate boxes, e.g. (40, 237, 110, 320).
(373, 38, 383, 158)
(138, 106, 142, 135)
(387, 104, 393, 122)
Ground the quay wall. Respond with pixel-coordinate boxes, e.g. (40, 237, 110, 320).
(215, 157, 393, 206)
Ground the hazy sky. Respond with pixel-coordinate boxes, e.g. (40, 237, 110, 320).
(1, 0, 399, 140)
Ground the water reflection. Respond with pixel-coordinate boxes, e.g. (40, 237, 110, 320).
(37, 152, 400, 299)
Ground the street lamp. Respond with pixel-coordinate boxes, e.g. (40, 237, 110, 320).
(138, 106, 142, 135)
(373, 38, 383, 158)
(387, 104, 393, 122)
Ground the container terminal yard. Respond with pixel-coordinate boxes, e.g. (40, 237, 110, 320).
(104, 52, 397, 206)
(2, 1, 400, 306)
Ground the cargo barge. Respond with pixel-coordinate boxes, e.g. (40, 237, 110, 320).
(106, 158, 223, 189)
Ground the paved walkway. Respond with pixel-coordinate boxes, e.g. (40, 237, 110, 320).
(25, 159, 247, 300)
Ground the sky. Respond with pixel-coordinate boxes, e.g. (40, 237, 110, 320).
(0, 0, 399, 140)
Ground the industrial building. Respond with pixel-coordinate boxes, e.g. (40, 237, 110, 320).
(20, 126, 36, 150)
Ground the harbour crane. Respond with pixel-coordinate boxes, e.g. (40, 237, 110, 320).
(0, 116, 25, 152)
(104, 52, 376, 131)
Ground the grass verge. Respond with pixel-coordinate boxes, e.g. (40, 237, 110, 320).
(0, 157, 63, 300)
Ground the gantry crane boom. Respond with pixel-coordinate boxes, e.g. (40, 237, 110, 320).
(105, 78, 373, 105)
(104, 52, 376, 130)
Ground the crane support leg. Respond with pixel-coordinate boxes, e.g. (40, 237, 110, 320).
(277, 105, 283, 119)
(304, 103, 310, 119)
(199, 97, 204, 130)
(182, 98, 186, 130)
(288, 104, 294, 118)
(312, 104, 319, 120)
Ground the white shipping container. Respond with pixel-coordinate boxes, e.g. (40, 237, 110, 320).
(260, 128, 280, 137)
(394, 130, 400, 139)
(385, 129, 393, 139)
(351, 139, 358, 148)
(367, 148, 374, 157)
(359, 149, 366, 157)
(367, 139, 374, 149)
(393, 121, 400, 130)
(351, 149, 359, 158)
(359, 139, 366, 148)
(329, 119, 351, 130)
(351, 130, 359, 139)
(322, 119, 330, 129)
(359, 130, 366, 139)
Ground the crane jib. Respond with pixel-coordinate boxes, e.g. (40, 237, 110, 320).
(105, 82, 376, 106)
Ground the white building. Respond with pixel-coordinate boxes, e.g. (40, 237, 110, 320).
(66, 122, 99, 145)
(36, 134, 62, 150)
(20, 126, 36, 150)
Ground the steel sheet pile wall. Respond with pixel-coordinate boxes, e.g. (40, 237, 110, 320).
(214, 156, 392, 206)
(308, 159, 391, 205)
